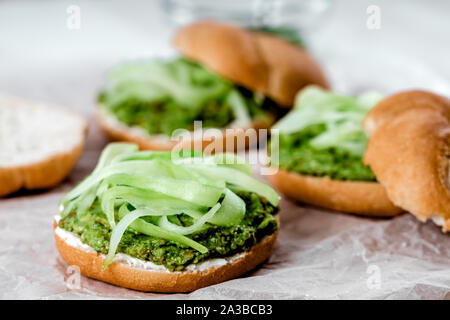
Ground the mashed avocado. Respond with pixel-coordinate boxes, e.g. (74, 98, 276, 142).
(277, 124, 376, 181)
(59, 191, 278, 271)
(98, 58, 278, 136)
(273, 87, 382, 182)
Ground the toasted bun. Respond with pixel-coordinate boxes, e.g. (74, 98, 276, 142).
(0, 95, 87, 196)
(97, 105, 267, 152)
(54, 219, 278, 292)
(363, 90, 450, 231)
(268, 169, 402, 217)
(173, 21, 329, 107)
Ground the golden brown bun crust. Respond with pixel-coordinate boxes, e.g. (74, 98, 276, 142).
(97, 106, 268, 152)
(54, 219, 278, 292)
(363, 90, 450, 136)
(269, 169, 402, 217)
(0, 94, 88, 197)
(173, 21, 329, 107)
(363, 90, 450, 231)
(0, 140, 85, 196)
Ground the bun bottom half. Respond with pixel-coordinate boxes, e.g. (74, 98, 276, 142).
(0, 141, 85, 197)
(0, 94, 88, 197)
(269, 169, 402, 217)
(54, 221, 278, 293)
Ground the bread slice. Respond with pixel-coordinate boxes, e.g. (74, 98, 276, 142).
(53, 217, 279, 292)
(0, 94, 88, 196)
(173, 21, 329, 107)
(269, 169, 402, 217)
(97, 105, 267, 152)
(363, 90, 450, 231)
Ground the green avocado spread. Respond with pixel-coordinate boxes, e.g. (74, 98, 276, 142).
(277, 124, 376, 181)
(272, 86, 382, 182)
(59, 191, 278, 271)
(98, 58, 280, 136)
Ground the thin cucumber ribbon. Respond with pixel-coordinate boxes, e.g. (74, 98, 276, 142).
(158, 203, 222, 236)
(106, 60, 230, 110)
(63, 161, 225, 207)
(157, 187, 246, 231)
(181, 165, 279, 207)
(272, 86, 383, 157)
(60, 143, 280, 268)
(102, 59, 252, 127)
(103, 188, 244, 267)
(63, 149, 252, 205)
(226, 90, 252, 128)
(100, 185, 207, 228)
(103, 204, 214, 268)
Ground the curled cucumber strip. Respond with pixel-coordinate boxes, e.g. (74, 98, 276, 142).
(207, 188, 246, 226)
(184, 165, 280, 206)
(226, 90, 251, 127)
(104, 59, 231, 111)
(159, 203, 221, 235)
(104, 174, 224, 207)
(60, 143, 279, 268)
(273, 86, 383, 157)
(104, 206, 208, 268)
(101, 186, 205, 227)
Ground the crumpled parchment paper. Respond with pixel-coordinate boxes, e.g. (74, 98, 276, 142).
(0, 0, 449, 300)
(1, 127, 449, 299)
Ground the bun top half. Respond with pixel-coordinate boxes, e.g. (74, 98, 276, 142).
(173, 21, 329, 107)
(363, 90, 450, 232)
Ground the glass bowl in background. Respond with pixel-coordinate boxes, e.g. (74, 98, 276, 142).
(161, 0, 332, 36)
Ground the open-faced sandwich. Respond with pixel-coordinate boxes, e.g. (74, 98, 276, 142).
(54, 143, 280, 292)
(268, 86, 402, 216)
(363, 90, 450, 231)
(97, 21, 328, 151)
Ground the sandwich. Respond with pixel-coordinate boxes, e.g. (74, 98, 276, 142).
(54, 143, 280, 292)
(97, 21, 329, 151)
(268, 86, 402, 216)
(363, 90, 450, 232)
(0, 94, 87, 196)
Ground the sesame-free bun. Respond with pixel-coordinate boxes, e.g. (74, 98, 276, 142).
(98, 21, 328, 150)
(363, 90, 450, 231)
(0, 94, 87, 196)
(173, 21, 329, 107)
(54, 218, 279, 293)
(268, 169, 402, 217)
(97, 105, 267, 152)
